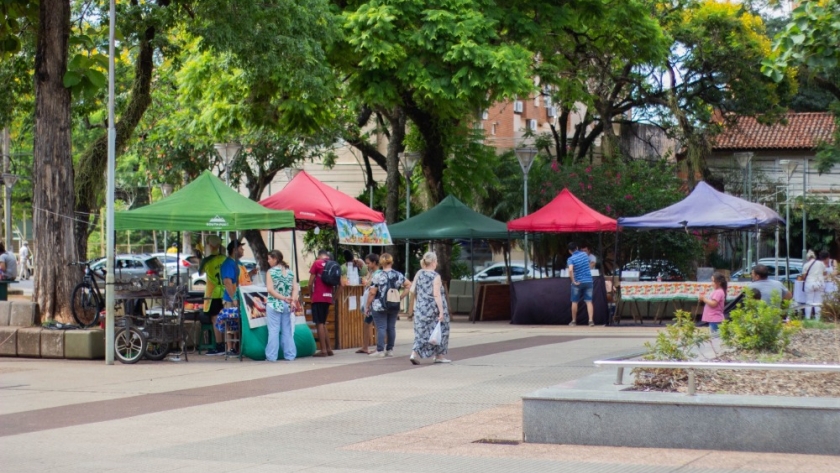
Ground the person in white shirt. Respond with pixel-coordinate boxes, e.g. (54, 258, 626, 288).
(19, 242, 31, 280)
(802, 250, 830, 320)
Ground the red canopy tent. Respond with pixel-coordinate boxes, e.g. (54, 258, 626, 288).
(259, 170, 385, 229)
(507, 188, 617, 232)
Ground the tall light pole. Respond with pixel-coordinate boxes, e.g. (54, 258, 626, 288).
(105, 0, 117, 365)
(735, 152, 754, 267)
(802, 159, 807, 260)
(159, 183, 173, 277)
(399, 152, 421, 289)
(214, 143, 242, 244)
(780, 160, 798, 284)
(2, 172, 17, 251)
(515, 147, 537, 278)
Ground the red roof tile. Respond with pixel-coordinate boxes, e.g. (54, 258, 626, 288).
(712, 112, 836, 150)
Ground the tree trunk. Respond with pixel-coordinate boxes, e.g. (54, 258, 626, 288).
(74, 27, 156, 259)
(383, 107, 405, 258)
(33, 0, 77, 322)
(402, 98, 452, 283)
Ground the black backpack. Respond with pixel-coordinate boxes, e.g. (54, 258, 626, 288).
(321, 260, 341, 287)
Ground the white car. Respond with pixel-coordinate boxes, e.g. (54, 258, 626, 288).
(463, 261, 547, 283)
(191, 258, 258, 288)
(732, 258, 804, 282)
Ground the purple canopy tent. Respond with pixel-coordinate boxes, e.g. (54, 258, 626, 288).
(618, 182, 784, 230)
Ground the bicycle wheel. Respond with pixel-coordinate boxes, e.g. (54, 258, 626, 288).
(115, 327, 146, 364)
(144, 341, 171, 361)
(71, 282, 102, 328)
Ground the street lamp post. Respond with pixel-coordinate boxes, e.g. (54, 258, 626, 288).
(399, 152, 421, 292)
(2, 173, 18, 252)
(514, 147, 538, 279)
(159, 183, 173, 276)
(214, 143, 242, 244)
(735, 152, 754, 267)
(780, 159, 798, 286)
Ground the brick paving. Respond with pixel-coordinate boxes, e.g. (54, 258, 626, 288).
(0, 320, 836, 472)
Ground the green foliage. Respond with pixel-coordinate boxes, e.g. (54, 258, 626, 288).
(643, 310, 710, 361)
(719, 288, 801, 352)
(818, 274, 840, 323)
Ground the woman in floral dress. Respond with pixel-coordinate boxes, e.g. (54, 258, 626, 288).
(408, 251, 451, 364)
(265, 250, 297, 361)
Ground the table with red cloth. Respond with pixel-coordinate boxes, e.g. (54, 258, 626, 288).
(616, 281, 747, 324)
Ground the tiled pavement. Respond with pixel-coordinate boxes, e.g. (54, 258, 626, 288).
(0, 320, 837, 472)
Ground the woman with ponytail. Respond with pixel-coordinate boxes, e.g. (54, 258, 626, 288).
(265, 250, 298, 361)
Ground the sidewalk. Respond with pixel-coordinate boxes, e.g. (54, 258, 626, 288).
(0, 320, 836, 472)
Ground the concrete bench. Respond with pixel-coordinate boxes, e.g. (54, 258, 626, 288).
(0, 280, 18, 301)
(448, 280, 475, 314)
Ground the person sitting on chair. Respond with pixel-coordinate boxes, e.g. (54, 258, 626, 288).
(748, 264, 791, 306)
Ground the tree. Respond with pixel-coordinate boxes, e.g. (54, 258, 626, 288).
(762, 0, 840, 174)
(32, 0, 77, 322)
(531, 0, 792, 179)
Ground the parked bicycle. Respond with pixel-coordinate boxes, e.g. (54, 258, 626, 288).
(69, 260, 107, 328)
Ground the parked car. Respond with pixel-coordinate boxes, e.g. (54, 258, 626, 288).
(191, 258, 258, 288)
(462, 261, 547, 283)
(151, 252, 192, 277)
(731, 258, 804, 282)
(89, 254, 164, 283)
(621, 260, 684, 282)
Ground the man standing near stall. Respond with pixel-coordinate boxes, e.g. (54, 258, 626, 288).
(309, 250, 336, 357)
(568, 242, 595, 326)
(200, 235, 229, 355)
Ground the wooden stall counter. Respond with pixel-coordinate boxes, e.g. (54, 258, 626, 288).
(302, 285, 370, 350)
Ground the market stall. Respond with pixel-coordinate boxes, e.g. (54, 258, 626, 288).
(507, 189, 617, 325)
(388, 195, 512, 322)
(616, 181, 784, 323)
(114, 171, 302, 362)
(259, 170, 389, 349)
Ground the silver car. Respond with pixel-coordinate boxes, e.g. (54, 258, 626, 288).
(90, 254, 164, 283)
(732, 258, 804, 282)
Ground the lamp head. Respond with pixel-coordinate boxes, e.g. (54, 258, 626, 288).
(780, 159, 798, 180)
(514, 147, 538, 174)
(734, 152, 754, 170)
(399, 152, 421, 177)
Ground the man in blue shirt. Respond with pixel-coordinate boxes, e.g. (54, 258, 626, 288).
(567, 242, 594, 326)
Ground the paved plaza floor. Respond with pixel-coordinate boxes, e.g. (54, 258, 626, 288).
(1, 319, 837, 472)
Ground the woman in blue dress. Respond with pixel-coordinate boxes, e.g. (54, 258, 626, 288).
(408, 251, 451, 364)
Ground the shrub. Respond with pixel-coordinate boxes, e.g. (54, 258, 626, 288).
(820, 274, 840, 323)
(719, 289, 800, 352)
(642, 309, 710, 361)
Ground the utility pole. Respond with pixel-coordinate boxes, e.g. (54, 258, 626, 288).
(2, 127, 11, 251)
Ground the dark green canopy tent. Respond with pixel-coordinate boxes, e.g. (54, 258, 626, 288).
(389, 195, 515, 323)
(388, 195, 511, 240)
(115, 171, 295, 231)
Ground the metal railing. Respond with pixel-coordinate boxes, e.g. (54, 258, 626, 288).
(594, 360, 840, 396)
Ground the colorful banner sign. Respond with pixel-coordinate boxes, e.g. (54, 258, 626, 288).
(239, 285, 269, 328)
(336, 217, 392, 246)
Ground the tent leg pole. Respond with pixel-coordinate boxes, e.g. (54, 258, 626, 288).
(471, 237, 475, 324)
(293, 229, 300, 283)
(176, 232, 181, 287)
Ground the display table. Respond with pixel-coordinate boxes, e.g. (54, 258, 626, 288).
(617, 281, 747, 324)
(510, 277, 609, 325)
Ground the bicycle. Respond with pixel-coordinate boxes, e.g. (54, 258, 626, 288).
(69, 260, 107, 328)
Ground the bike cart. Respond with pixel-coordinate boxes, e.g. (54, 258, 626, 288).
(113, 279, 189, 364)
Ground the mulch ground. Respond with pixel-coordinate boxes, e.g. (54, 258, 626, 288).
(631, 328, 840, 397)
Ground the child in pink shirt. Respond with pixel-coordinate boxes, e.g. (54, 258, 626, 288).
(699, 273, 727, 336)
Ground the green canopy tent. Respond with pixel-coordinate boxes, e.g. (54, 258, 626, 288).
(114, 171, 300, 361)
(388, 195, 516, 322)
(115, 171, 295, 231)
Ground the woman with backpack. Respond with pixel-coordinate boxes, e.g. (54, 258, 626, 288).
(364, 253, 410, 357)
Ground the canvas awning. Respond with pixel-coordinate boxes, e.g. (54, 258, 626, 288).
(507, 188, 617, 233)
(259, 170, 384, 229)
(617, 181, 784, 230)
(114, 171, 295, 231)
(388, 195, 511, 240)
